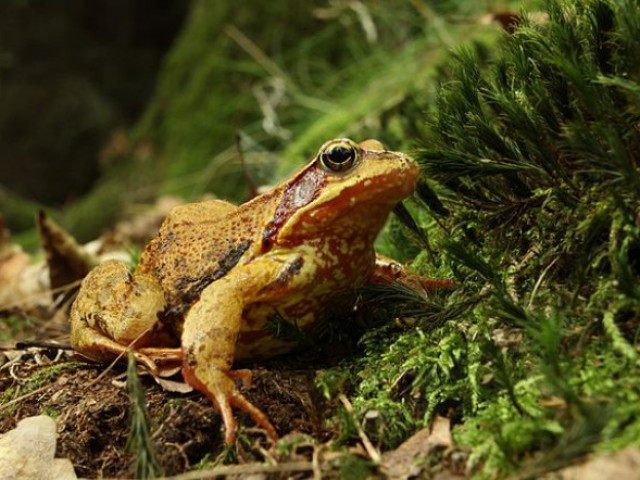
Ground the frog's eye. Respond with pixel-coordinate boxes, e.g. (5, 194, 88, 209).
(320, 142, 358, 172)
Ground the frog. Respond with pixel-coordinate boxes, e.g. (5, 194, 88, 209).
(69, 138, 445, 444)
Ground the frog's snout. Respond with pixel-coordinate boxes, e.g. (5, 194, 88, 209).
(396, 154, 420, 193)
(365, 153, 419, 203)
(404, 155, 420, 179)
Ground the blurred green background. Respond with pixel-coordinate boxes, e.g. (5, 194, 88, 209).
(0, 0, 509, 245)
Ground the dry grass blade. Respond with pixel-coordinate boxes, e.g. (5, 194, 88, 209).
(126, 352, 162, 479)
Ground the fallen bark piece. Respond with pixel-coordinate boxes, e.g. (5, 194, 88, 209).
(0, 415, 77, 480)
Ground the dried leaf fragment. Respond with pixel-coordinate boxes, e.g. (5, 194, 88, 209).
(547, 447, 640, 480)
(0, 219, 50, 316)
(37, 211, 97, 296)
(0, 415, 77, 480)
(381, 416, 454, 480)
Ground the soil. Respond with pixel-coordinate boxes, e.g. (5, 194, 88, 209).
(0, 348, 334, 478)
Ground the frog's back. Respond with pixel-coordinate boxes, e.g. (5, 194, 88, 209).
(137, 199, 273, 309)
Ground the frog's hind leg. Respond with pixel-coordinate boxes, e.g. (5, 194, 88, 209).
(70, 260, 168, 370)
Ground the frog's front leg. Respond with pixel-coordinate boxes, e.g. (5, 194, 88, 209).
(181, 255, 308, 444)
(371, 253, 455, 292)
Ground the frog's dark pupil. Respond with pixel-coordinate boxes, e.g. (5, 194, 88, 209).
(328, 146, 352, 164)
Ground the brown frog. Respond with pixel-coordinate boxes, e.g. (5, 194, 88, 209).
(70, 138, 445, 443)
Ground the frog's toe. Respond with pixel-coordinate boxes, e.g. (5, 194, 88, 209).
(229, 388, 277, 441)
(228, 368, 253, 388)
(213, 377, 277, 443)
(214, 391, 238, 444)
(132, 351, 160, 374)
(183, 365, 276, 444)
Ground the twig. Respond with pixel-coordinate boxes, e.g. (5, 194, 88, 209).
(84, 326, 155, 389)
(224, 25, 332, 112)
(339, 394, 381, 464)
(235, 132, 259, 199)
(166, 441, 193, 471)
(152, 404, 177, 440)
(312, 443, 323, 480)
(84, 349, 129, 389)
(99, 461, 316, 480)
(14, 340, 73, 350)
(0, 385, 49, 411)
(253, 437, 276, 464)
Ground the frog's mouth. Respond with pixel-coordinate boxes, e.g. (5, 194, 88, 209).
(327, 157, 419, 205)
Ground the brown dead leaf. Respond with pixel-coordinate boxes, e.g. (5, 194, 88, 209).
(477, 11, 549, 32)
(150, 364, 194, 393)
(37, 211, 97, 297)
(0, 220, 50, 317)
(0, 415, 77, 480)
(145, 375, 195, 393)
(539, 396, 568, 408)
(381, 415, 454, 480)
(477, 12, 521, 32)
(111, 364, 193, 393)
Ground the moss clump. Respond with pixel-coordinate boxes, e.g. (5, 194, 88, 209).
(416, 0, 640, 475)
(336, 0, 640, 477)
(352, 325, 478, 448)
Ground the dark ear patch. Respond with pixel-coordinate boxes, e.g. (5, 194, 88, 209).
(262, 164, 327, 250)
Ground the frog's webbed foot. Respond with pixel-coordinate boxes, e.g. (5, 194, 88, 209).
(71, 326, 161, 372)
(183, 364, 276, 444)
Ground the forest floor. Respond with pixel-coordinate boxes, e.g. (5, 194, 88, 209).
(0, 341, 467, 479)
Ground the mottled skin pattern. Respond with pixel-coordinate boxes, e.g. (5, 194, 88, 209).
(70, 138, 436, 443)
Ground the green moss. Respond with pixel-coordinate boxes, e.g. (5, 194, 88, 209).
(0, 387, 16, 406)
(334, 454, 376, 480)
(305, 2, 640, 478)
(333, 323, 473, 449)
(382, 0, 640, 475)
(0, 315, 33, 343)
(24, 362, 80, 394)
(42, 407, 60, 419)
